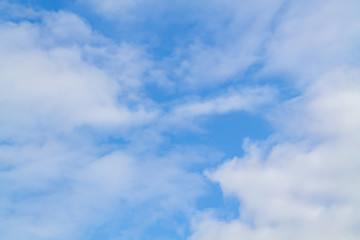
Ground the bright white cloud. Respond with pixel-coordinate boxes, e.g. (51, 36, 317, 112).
(263, 0, 360, 85)
(190, 68, 360, 240)
(190, 35, 360, 240)
(189, 1, 360, 239)
(0, 11, 156, 141)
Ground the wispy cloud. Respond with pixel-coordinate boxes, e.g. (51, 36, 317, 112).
(163, 86, 276, 128)
(1, 0, 359, 239)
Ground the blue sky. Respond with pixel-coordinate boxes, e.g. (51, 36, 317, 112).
(1, 0, 360, 239)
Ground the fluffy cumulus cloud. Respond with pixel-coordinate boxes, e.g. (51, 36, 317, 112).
(189, 1, 360, 240)
(190, 68, 360, 240)
(0, 0, 359, 239)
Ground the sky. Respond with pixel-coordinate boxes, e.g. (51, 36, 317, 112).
(0, 0, 360, 239)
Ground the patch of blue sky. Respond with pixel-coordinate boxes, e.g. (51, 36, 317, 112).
(196, 180, 241, 219)
(162, 111, 272, 160)
(9, 0, 71, 11)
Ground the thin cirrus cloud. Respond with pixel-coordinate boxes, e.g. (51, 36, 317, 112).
(0, 0, 360, 240)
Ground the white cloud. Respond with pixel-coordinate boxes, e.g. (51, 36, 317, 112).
(171, 0, 285, 88)
(164, 86, 276, 128)
(262, 0, 360, 85)
(270, 67, 360, 139)
(189, 57, 360, 240)
(80, 0, 287, 88)
(0, 8, 176, 239)
(0, 11, 156, 140)
(189, 0, 360, 239)
(2, 0, 359, 239)
(190, 68, 360, 240)
(42, 11, 93, 44)
(0, 8, 233, 239)
(0, 137, 213, 239)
